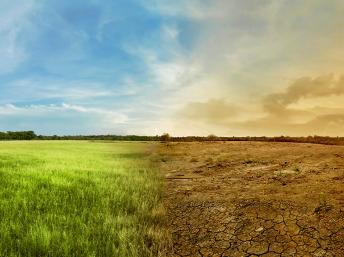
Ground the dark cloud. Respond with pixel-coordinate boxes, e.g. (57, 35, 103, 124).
(263, 74, 344, 114)
(305, 114, 344, 133)
(179, 74, 344, 136)
(234, 113, 344, 136)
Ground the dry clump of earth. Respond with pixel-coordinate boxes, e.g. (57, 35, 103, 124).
(157, 141, 344, 257)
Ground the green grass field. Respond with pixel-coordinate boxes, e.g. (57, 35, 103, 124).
(0, 141, 165, 257)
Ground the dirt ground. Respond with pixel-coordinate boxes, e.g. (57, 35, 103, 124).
(157, 141, 344, 257)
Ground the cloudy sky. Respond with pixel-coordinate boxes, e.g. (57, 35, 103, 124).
(1, 0, 344, 136)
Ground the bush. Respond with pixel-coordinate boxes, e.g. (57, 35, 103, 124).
(160, 133, 170, 142)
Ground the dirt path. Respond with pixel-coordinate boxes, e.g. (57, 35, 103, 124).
(158, 142, 344, 257)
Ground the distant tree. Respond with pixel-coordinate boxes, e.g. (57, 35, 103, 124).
(25, 131, 37, 140)
(4, 131, 37, 140)
(207, 134, 218, 141)
(0, 132, 7, 140)
(160, 133, 170, 142)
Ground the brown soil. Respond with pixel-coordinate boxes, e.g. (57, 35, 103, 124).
(157, 141, 344, 257)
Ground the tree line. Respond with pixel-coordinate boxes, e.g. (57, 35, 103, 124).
(1, 131, 344, 146)
(0, 131, 161, 141)
(0, 131, 37, 140)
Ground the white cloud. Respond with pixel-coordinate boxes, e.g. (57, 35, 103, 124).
(123, 42, 200, 94)
(0, 103, 126, 121)
(1, 78, 141, 104)
(140, 0, 219, 20)
(60, 103, 127, 124)
(161, 24, 179, 41)
(0, 103, 128, 134)
(0, 0, 36, 74)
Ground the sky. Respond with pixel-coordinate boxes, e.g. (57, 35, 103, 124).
(1, 0, 344, 136)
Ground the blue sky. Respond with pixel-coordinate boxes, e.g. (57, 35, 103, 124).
(0, 0, 187, 135)
(1, 0, 344, 136)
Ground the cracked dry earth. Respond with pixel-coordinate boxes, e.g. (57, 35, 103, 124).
(157, 142, 344, 257)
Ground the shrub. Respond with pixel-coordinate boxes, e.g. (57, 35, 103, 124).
(160, 133, 171, 142)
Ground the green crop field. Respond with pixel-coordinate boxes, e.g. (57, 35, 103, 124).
(0, 141, 165, 257)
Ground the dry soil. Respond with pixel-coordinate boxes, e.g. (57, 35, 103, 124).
(157, 141, 344, 257)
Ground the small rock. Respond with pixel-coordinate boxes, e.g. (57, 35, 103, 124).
(255, 227, 264, 232)
(314, 249, 327, 257)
